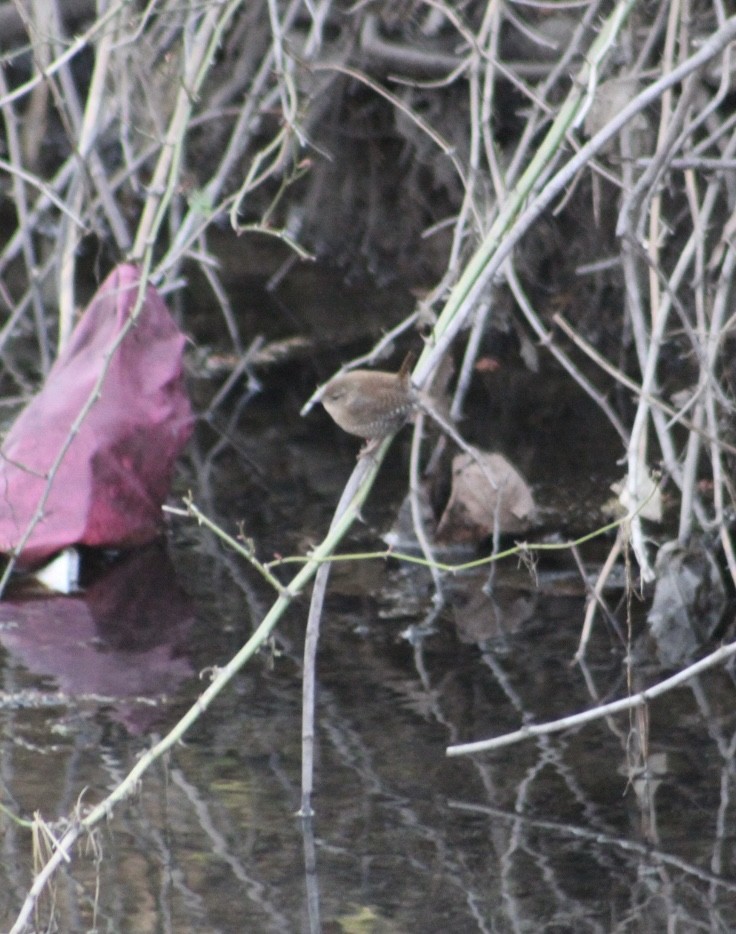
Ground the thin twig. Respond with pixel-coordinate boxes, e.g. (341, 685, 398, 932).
(447, 640, 736, 756)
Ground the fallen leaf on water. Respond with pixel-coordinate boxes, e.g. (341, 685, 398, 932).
(435, 449, 536, 543)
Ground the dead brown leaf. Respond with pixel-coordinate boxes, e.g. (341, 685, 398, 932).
(435, 450, 536, 543)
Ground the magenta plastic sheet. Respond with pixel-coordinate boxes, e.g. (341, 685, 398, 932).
(0, 265, 193, 567)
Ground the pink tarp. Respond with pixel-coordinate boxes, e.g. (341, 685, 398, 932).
(0, 264, 193, 568)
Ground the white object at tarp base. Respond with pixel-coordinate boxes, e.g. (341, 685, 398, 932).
(32, 548, 80, 594)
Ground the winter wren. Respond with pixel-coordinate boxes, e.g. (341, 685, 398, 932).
(321, 364, 416, 442)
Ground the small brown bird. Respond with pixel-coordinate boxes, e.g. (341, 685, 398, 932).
(321, 358, 416, 443)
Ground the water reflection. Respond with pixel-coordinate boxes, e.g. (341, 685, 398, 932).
(0, 545, 194, 733)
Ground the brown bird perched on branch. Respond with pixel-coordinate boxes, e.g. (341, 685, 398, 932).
(320, 354, 416, 446)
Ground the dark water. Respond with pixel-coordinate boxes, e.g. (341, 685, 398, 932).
(2, 276, 736, 933)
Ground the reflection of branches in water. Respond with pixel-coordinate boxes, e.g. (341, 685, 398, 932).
(449, 640, 736, 756)
(452, 798, 736, 920)
(452, 640, 736, 929)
